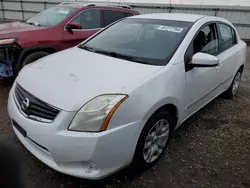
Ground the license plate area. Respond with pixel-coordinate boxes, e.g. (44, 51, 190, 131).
(12, 119, 27, 138)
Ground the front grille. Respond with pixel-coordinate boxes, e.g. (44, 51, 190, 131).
(14, 83, 60, 122)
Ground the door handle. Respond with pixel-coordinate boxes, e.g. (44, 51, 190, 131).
(236, 52, 240, 59)
(216, 64, 222, 72)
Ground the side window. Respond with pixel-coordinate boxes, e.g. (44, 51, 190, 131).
(218, 24, 235, 52)
(186, 24, 219, 63)
(103, 10, 133, 27)
(193, 24, 219, 55)
(123, 11, 134, 17)
(71, 9, 101, 30)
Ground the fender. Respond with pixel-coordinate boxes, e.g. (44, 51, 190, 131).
(15, 46, 58, 74)
(142, 97, 181, 129)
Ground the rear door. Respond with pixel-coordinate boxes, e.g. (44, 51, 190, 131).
(216, 23, 239, 91)
(62, 9, 102, 49)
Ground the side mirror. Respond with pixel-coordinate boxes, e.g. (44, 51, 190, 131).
(189, 52, 219, 68)
(66, 22, 82, 30)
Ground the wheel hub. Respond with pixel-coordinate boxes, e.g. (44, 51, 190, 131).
(143, 119, 170, 163)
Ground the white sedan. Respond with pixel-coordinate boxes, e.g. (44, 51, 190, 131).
(8, 13, 246, 179)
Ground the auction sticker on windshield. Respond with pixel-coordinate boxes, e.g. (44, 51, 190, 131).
(58, 10, 70, 14)
(157, 25, 185, 33)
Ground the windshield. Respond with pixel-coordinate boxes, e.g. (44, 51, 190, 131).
(79, 18, 192, 66)
(26, 7, 76, 27)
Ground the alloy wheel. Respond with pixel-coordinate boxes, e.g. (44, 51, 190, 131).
(143, 119, 170, 163)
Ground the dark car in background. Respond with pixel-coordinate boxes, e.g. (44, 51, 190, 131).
(0, 2, 139, 78)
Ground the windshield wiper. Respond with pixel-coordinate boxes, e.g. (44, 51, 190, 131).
(95, 50, 149, 64)
(79, 46, 149, 65)
(79, 45, 96, 52)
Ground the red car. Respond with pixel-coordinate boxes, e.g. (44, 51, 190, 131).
(0, 3, 139, 78)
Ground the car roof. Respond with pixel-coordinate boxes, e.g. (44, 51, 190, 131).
(131, 13, 207, 22)
(59, 3, 135, 12)
(59, 4, 83, 10)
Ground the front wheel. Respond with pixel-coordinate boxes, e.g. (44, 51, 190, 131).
(133, 111, 173, 167)
(16, 51, 49, 74)
(22, 51, 49, 68)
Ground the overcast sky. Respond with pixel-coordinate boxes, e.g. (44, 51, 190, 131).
(91, 0, 250, 6)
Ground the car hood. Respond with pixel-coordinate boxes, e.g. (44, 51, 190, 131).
(16, 47, 163, 111)
(0, 21, 43, 36)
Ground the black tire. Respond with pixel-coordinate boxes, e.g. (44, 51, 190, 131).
(223, 68, 243, 99)
(20, 51, 49, 71)
(132, 110, 173, 168)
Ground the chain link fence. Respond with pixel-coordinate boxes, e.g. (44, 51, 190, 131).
(0, 0, 250, 40)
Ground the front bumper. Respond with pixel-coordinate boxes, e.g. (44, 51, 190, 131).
(8, 88, 141, 179)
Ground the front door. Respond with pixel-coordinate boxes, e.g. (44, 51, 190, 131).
(184, 23, 221, 118)
(62, 9, 102, 49)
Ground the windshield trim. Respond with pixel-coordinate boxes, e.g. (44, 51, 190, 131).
(78, 18, 193, 66)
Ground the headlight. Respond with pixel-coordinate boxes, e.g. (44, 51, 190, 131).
(0, 38, 16, 45)
(68, 94, 128, 132)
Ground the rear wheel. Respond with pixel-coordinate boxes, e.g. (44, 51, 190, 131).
(133, 110, 173, 167)
(223, 69, 243, 99)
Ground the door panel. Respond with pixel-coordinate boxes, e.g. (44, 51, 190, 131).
(185, 67, 219, 117)
(62, 29, 99, 49)
(216, 46, 238, 90)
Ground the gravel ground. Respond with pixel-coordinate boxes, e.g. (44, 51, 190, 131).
(0, 50, 250, 188)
